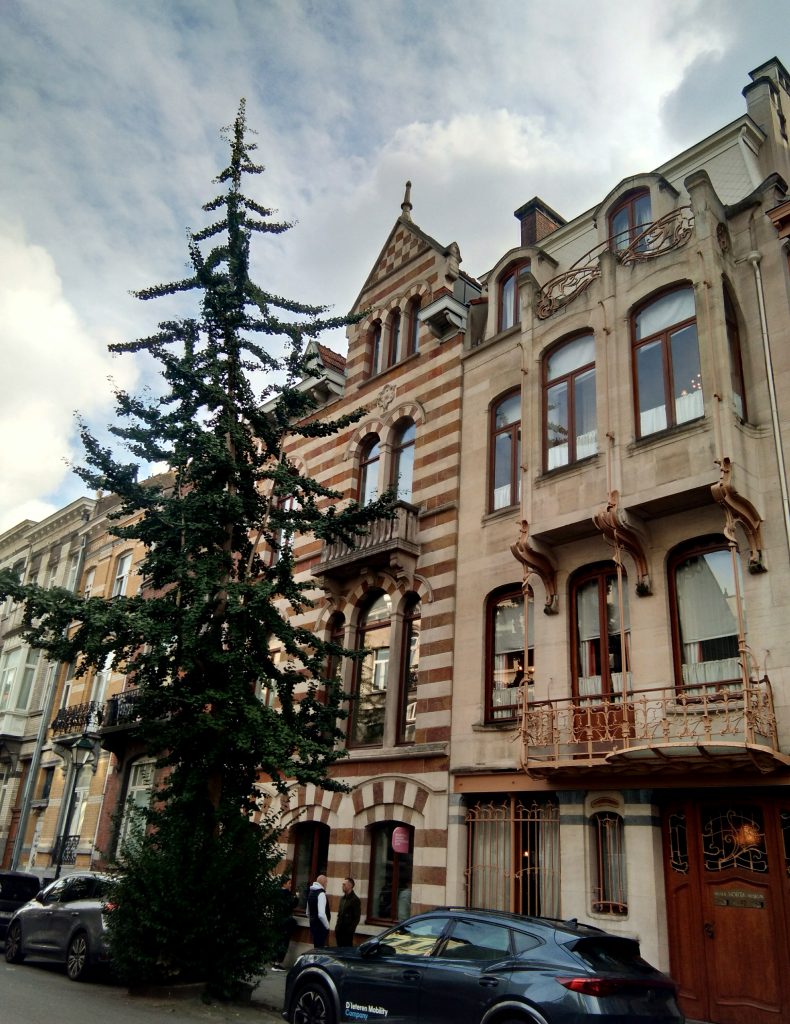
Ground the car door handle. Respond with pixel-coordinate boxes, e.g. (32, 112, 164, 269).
(402, 970, 421, 982)
(479, 977, 499, 988)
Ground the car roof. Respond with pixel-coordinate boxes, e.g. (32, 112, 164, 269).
(427, 907, 607, 938)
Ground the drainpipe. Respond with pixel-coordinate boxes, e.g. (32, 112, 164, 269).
(744, 251, 790, 561)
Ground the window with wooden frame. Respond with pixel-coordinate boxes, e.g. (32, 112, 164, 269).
(397, 594, 420, 744)
(591, 812, 627, 915)
(486, 586, 534, 723)
(724, 285, 747, 422)
(608, 188, 651, 252)
(669, 538, 745, 694)
(391, 419, 416, 503)
(544, 332, 597, 470)
(632, 285, 702, 438)
(571, 566, 630, 702)
(407, 296, 421, 356)
(292, 821, 330, 912)
(349, 591, 392, 747)
(497, 260, 529, 333)
(358, 434, 381, 505)
(489, 390, 521, 512)
(368, 821, 414, 923)
(369, 319, 383, 376)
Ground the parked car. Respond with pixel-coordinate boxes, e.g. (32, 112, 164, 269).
(0, 871, 43, 941)
(4, 871, 117, 981)
(282, 907, 684, 1024)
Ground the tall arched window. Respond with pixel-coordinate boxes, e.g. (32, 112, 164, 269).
(498, 261, 529, 332)
(398, 595, 420, 743)
(350, 592, 392, 746)
(369, 320, 383, 376)
(591, 812, 627, 915)
(359, 435, 381, 505)
(392, 420, 416, 502)
(387, 309, 401, 368)
(368, 821, 414, 922)
(544, 332, 597, 469)
(724, 286, 747, 422)
(486, 586, 534, 722)
(632, 285, 702, 438)
(407, 297, 421, 355)
(292, 822, 330, 911)
(489, 390, 521, 512)
(669, 539, 744, 694)
(609, 189, 651, 252)
(571, 566, 630, 701)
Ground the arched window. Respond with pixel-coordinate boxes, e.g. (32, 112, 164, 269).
(591, 812, 627, 915)
(369, 320, 383, 376)
(387, 309, 401, 368)
(292, 822, 330, 911)
(489, 390, 521, 512)
(609, 189, 651, 252)
(498, 261, 529, 332)
(632, 285, 702, 438)
(398, 595, 420, 743)
(350, 592, 392, 746)
(325, 612, 346, 683)
(486, 586, 534, 722)
(544, 332, 597, 469)
(724, 286, 747, 422)
(392, 420, 416, 502)
(407, 297, 421, 356)
(571, 566, 630, 701)
(359, 435, 381, 505)
(368, 821, 414, 922)
(669, 538, 744, 694)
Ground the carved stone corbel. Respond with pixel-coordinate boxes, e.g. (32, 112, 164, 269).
(510, 520, 559, 614)
(711, 457, 766, 573)
(592, 490, 651, 595)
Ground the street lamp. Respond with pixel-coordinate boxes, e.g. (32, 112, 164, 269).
(54, 734, 97, 879)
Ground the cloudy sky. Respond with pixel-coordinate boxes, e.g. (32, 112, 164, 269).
(1, 0, 788, 533)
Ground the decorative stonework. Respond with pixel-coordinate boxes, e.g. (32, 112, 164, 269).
(592, 491, 652, 595)
(511, 520, 559, 614)
(376, 384, 397, 412)
(711, 458, 766, 573)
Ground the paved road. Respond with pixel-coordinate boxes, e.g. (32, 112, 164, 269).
(0, 958, 284, 1024)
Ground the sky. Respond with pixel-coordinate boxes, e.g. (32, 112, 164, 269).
(1, 0, 788, 534)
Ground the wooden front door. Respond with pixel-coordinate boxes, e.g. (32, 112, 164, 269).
(663, 797, 790, 1024)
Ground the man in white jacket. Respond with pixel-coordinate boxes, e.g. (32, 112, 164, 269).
(307, 874, 331, 948)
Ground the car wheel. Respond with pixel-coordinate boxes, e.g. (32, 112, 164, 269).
(66, 932, 91, 981)
(293, 981, 335, 1024)
(5, 922, 24, 964)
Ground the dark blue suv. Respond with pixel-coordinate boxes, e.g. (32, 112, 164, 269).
(282, 907, 683, 1024)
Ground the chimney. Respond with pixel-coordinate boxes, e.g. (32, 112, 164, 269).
(514, 197, 566, 247)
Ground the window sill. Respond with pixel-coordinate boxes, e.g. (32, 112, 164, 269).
(343, 741, 448, 764)
(482, 504, 520, 526)
(472, 719, 518, 732)
(356, 351, 421, 389)
(628, 415, 707, 452)
(537, 452, 599, 482)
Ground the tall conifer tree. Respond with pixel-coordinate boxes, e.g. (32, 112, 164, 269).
(0, 101, 393, 997)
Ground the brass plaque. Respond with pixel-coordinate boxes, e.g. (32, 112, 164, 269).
(713, 889, 765, 909)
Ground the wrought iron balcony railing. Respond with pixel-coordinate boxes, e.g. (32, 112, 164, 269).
(51, 701, 103, 736)
(314, 501, 420, 580)
(51, 833, 80, 866)
(519, 678, 790, 776)
(102, 689, 143, 728)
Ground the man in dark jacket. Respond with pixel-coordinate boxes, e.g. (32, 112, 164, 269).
(272, 877, 298, 970)
(334, 876, 361, 947)
(307, 874, 331, 948)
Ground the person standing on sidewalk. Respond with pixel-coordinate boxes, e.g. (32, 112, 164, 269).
(307, 874, 331, 948)
(272, 877, 298, 971)
(334, 877, 361, 947)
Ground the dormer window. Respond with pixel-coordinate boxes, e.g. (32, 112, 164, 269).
(609, 189, 651, 252)
(498, 260, 529, 332)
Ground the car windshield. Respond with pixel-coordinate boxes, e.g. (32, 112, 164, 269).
(570, 936, 655, 975)
(0, 876, 40, 901)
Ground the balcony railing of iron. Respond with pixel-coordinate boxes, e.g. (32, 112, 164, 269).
(51, 701, 104, 736)
(534, 206, 695, 320)
(317, 501, 420, 568)
(51, 833, 80, 866)
(520, 676, 779, 767)
(102, 689, 143, 728)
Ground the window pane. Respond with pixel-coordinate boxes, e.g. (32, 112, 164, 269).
(547, 334, 594, 381)
(400, 603, 420, 743)
(675, 549, 742, 688)
(493, 432, 514, 509)
(370, 824, 414, 922)
(394, 423, 416, 503)
(636, 339, 667, 435)
(443, 919, 512, 960)
(495, 393, 520, 429)
(575, 368, 597, 459)
(353, 596, 392, 745)
(492, 594, 524, 720)
(389, 312, 401, 365)
(500, 274, 515, 331)
(671, 324, 703, 424)
(546, 382, 568, 469)
(380, 915, 445, 956)
(635, 287, 694, 339)
(633, 193, 652, 228)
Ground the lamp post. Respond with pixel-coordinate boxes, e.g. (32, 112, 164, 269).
(54, 734, 97, 879)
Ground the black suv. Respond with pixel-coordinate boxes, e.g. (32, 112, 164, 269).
(0, 871, 43, 941)
(282, 907, 684, 1024)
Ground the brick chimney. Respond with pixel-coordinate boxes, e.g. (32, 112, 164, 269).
(514, 196, 566, 247)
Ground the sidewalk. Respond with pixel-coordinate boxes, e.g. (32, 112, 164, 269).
(250, 967, 287, 1014)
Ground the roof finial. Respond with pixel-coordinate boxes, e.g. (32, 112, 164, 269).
(401, 180, 413, 222)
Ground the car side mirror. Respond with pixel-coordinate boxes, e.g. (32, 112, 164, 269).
(359, 938, 380, 958)
(35, 891, 46, 904)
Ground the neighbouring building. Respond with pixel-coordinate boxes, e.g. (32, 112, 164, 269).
(449, 57, 790, 1024)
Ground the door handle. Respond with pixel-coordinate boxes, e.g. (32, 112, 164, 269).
(402, 970, 420, 982)
(479, 977, 499, 988)
(703, 922, 714, 939)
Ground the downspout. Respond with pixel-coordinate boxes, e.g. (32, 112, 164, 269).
(11, 533, 88, 870)
(745, 251, 790, 560)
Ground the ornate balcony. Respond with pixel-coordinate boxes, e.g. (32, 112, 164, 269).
(313, 501, 420, 582)
(99, 689, 144, 755)
(51, 701, 103, 736)
(519, 678, 790, 777)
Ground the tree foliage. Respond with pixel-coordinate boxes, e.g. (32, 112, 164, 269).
(0, 100, 393, 998)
